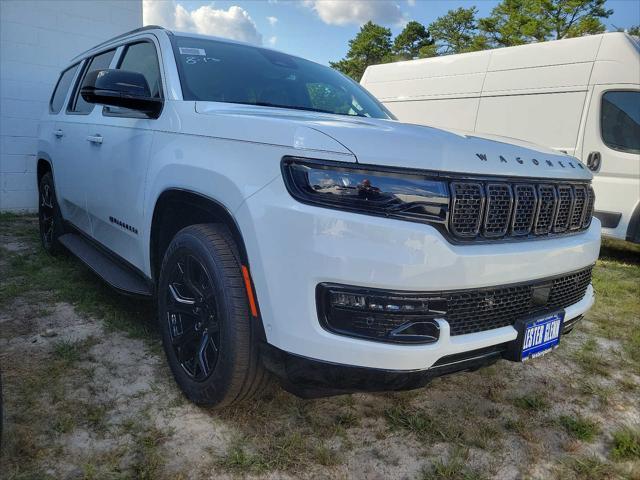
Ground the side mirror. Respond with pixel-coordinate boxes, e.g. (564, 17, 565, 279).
(80, 69, 162, 118)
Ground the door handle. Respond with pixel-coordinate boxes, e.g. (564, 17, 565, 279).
(54, 129, 64, 138)
(86, 134, 103, 145)
(586, 151, 601, 172)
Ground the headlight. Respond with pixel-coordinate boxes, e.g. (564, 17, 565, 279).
(281, 157, 449, 224)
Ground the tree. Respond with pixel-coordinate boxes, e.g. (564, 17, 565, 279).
(330, 21, 392, 81)
(535, 0, 612, 39)
(481, 0, 613, 43)
(428, 7, 487, 55)
(628, 25, 640, 36)
(393, 21, 434, 60)
(479, 0, 549, 46)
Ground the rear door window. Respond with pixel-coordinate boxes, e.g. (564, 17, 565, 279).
(50, 64, 79, 114)
(68, 49, 116, 114)
(601, 91, 640, 154)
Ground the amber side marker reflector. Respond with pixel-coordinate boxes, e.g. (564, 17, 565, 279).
(241, 265, 258, 317)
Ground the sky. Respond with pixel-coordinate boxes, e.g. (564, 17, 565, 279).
(143, 0, 640, 65)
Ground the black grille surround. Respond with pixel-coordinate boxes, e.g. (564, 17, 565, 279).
(317, 266, 593, 341)
(449, 179, 594, 242)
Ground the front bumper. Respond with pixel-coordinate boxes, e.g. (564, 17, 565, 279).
(237, 177, 600, 371)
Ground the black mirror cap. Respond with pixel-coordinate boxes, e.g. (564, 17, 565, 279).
(80, 69, 162, 118)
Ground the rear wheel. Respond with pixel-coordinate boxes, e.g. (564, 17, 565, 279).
(38, 171, 65, 255)
(157, 224, 268, 407)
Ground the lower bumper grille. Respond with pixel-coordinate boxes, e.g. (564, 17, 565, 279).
(317, 266, 593, 342)
(446, 266, 593, 335)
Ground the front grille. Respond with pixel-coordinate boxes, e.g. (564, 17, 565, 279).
(445, 266, 592, 335)
(449, 180, 594, 241)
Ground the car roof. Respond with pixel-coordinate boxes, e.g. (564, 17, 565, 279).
(70, 25, 289, 63)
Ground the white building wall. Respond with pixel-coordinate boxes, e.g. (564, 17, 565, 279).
(0, 0, 142, 212)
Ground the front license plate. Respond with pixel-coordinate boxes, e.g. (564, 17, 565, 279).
(520, 312, 564, 361)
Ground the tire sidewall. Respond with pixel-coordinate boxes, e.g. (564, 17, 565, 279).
(158, 228, 247, 404)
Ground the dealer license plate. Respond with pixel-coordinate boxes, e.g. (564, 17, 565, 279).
(520, 312, 564, 361)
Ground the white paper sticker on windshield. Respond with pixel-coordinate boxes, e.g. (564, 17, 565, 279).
(179, 47, 206, 56)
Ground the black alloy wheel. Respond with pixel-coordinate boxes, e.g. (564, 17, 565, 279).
(166, 253, 220, 381)
(38, 172, 64, 255)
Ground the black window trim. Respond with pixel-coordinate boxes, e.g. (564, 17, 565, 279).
(66, 47, 117, 116)
(599, 88, 640, 155)
(102, 39, 165, 119)
(49, 62, 81, 114)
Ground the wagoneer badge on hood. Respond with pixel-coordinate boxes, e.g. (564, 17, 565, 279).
(476, 153, 585, 170)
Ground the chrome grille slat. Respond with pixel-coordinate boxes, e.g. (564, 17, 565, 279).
(449, 180, 593, 241)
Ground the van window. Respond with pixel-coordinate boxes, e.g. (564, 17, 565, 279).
(118, 42, 162, 98)
(50, 64, 79, 114)
(68, 49, 116, 114)
(601, 91, 640, 154)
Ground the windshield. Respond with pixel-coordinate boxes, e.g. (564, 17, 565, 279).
(171, 35, 394, 119)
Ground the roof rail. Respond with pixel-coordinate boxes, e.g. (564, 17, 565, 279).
(71, 25, 170, 61)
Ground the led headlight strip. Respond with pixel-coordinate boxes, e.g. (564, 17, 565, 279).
(281, 157, 450, 225)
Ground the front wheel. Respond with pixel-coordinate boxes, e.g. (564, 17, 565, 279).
(157, 224, 268, 407)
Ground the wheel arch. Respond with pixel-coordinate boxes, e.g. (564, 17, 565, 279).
(36, 152, 54, 185)
(626, 201, 640, 244)
(149, 188, 251, 285)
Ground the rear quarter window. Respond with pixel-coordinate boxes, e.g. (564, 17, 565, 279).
(49, 64, 79, 114)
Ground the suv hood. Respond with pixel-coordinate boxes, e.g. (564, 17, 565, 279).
(194, 102, 591, 180)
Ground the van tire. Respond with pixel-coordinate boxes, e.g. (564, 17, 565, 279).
(157, 224, 267, 407)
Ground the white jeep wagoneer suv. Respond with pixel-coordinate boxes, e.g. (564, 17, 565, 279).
(37, 26, 599, 407)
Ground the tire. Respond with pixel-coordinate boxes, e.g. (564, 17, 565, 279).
(38, 171, 65, 255)
(157, 224, 268, 407)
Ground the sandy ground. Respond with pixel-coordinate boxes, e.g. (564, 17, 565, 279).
(0, 216, 638, 479)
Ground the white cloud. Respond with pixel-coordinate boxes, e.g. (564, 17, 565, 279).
(267, 16, 278, 26)
(267, 36, 278, 46)
(143, 0, 263, 45)
(407, 0, 416, 6)
(303, 0, 405, 26)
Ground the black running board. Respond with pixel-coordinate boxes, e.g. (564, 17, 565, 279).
(58, 233, 152, 297)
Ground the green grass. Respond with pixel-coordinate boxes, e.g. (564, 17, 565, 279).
(384, 405, 434, 439)
(611, 426, 640, 460)
(52, 337, 98, 365)
(559, 414, 600, 442)
(573, 338, 612, 377)
(421, 448, 486, 480)
(561, 455, 615, 480)
(590, 239, 640, 370)
(513, 392, 549, 411)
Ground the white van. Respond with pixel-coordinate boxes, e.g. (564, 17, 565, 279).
(361, 33, 640, 243)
